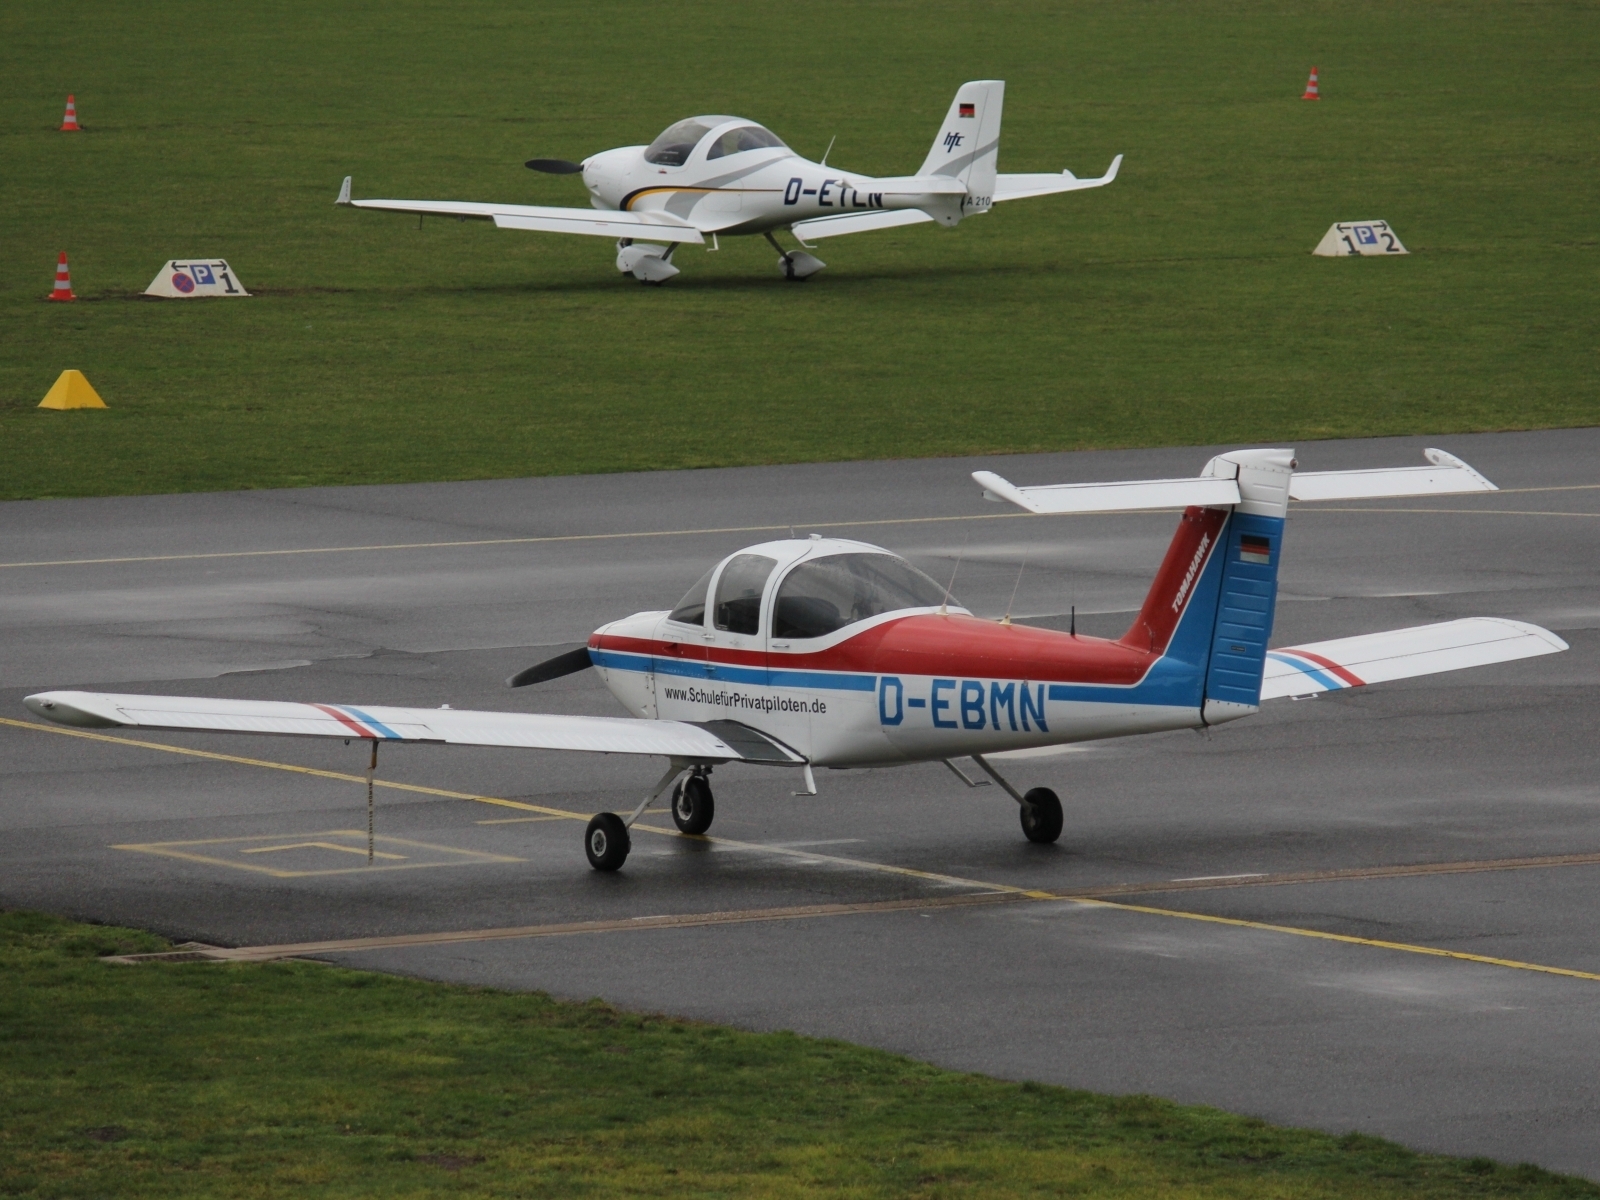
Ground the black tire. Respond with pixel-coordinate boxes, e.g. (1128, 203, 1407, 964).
(1019, 787, 1064, 844)
(672, 775, 715, 835)
(585, 812, 630, 871)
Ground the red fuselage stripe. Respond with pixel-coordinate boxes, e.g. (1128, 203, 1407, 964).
(592, 612, 1166, 687)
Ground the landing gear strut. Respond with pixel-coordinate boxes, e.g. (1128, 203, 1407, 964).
(615, 238, 680, 284)
(585, 760, 710, 872)
(763, 231, 826, 281)
(967, 754, 1065, 846)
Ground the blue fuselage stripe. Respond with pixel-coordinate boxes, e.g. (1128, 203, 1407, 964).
(591, 649, 876, 692)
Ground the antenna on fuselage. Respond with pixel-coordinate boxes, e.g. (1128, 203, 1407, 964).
(1001, 554, 1028, 626)
(820, 135, 836, 166)
(939, 540, 967, 616)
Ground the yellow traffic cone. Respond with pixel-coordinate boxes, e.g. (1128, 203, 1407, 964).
(38, 370, 108, 410)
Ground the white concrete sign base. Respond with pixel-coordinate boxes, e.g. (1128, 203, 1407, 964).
(1313, 221, 1407, 257)
(144, 260, 250, 297)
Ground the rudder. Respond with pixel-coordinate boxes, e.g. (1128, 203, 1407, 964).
(917, 80, 1004, 210)
(1201, 512, 1285, 720)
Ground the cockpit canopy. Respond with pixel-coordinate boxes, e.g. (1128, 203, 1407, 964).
(643, 117, 787, 167)
(667, 546, 953, 639)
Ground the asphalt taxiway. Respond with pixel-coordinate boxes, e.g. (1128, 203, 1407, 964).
(3, 429, 1597, 1176)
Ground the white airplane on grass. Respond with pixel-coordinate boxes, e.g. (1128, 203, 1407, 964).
(334, 80, 1121, 283)
(26, 448, 1566, 874)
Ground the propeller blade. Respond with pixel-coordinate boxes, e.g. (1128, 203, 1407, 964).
(507, 645, 593, 688)
(525, 158, 584, 174)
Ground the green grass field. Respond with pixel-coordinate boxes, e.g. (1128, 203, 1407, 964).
(4, 910, 1597, 1199)
(1, 0, 1594, 499)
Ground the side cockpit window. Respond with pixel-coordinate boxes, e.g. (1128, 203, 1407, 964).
(712, 554, 778, 635)
(706, 124, 787, 160)
(667, 567, 714, 627)
(773, 553, 949, 640)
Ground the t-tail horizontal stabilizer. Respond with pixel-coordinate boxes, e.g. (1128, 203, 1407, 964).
(974, 448, 1497, 515)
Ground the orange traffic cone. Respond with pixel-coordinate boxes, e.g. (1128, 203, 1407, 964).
(1301, 67, 1321, 101)
(60, 94, 81, 130)
(48, 252, 76, 302)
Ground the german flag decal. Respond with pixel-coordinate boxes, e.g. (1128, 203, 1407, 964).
(1239, 534, 1271, 564)
(959, 103, 976, 118)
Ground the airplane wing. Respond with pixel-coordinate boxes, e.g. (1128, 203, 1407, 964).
(994, 154, 1123, 202)
(335, 177, 706, 244)
(1261, 619, 1567, 701)
(21, 692, 802, 763)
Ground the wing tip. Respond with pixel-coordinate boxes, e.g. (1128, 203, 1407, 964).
(1423, 447, 1498, 491)
(24, 691, 122, 728)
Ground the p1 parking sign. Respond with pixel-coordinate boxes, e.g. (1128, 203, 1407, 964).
(144, 259, 250, 297)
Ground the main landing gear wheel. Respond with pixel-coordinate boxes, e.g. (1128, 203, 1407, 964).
(672, 775, 715, 835)
(585, 812, 631, 871)
(1019, 787, 1064, 844)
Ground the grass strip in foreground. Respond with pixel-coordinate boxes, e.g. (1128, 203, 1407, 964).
(2, 911, 1595, 1198)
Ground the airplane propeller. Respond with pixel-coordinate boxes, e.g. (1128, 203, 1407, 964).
(525, 159, 584, 174)
(507, 645, 593, 688)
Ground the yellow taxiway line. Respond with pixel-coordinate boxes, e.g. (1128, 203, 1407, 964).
(116, 891, 1600, 983)
(1073, 898, 1600, 983)
(5, 716, 1598, 982)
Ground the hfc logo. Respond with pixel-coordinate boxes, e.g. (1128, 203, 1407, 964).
(943, 131, 964, 152)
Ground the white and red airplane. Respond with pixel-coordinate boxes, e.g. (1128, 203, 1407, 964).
(334, 80, 1120, 283)
(26, 447, 1565, 872)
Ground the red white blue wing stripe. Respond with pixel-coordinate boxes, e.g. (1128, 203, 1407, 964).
(1264, 649, 1366, 693)
(22, 691, 770, 760)
(1260, 619, 1566, 702)
(310, 703, 406, 740)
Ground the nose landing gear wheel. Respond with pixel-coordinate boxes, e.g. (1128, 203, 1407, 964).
(1019, 787, 1063, 844)
(672, 775, 715, 835)
(585, 812, 631, 870)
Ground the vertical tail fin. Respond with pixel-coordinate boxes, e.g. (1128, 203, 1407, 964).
(1117, 449, 1295, 721)
(971, 447, 1296, 722)
(917, 80, 1004, 210)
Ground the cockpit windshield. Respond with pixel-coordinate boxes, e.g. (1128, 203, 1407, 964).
(773, 553, 951, 640)
(667, 566, 714, 626)
(643, 116, 736, 166)
(706, 124, 787, 160)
